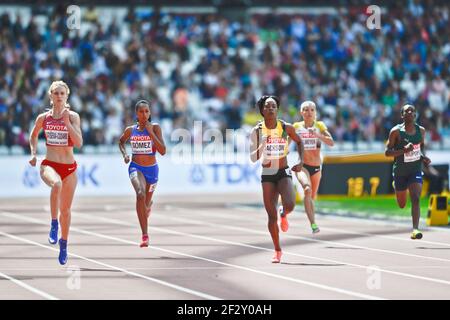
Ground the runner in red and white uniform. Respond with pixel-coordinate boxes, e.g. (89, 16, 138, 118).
(29, 81, 83, 265)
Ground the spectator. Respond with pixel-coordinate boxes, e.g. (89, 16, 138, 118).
(0, 2, 448, 152)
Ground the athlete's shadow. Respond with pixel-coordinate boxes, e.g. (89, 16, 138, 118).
(80, 268, 122, 273)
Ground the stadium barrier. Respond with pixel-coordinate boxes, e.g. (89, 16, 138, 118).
(426, 194, 449, 226)
(0, 154, 262, 198)
(0, 151, 449, 198)
(318, 152, 449, 198)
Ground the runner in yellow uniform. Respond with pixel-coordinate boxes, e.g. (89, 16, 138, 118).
(292, 101, 334, 233)
(250, 95, 304, 263)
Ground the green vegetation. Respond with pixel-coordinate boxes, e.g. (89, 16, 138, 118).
(315, 196, 430, 218)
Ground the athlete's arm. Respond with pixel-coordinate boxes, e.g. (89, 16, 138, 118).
(315, 122, 334, 146)
(419, 126, 431, 166)
(119, 126, 132, 163)
(318, 130, 334, 146)
(286, 124, 304, 172)
(149, 123, 166, 156)
(29, 113, 45, 166)
(249, 126, 265, 162)
(385, 128, 412, 157)
(65, 110, 83, 148)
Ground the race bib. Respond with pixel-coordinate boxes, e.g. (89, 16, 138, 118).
(129, 168, 138, 179)
(45, 125, 69, 146)
(264, 136, 288, 159)
(297, 129, 318, 150)
(131, 136, 153, 154)
(404, 144, 421, 163)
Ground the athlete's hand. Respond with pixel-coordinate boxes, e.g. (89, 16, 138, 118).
(260, 134, 268, 147)
(291, 162, 304, 172)
(61, 107, 71, 125)
(422, 156, 431, 166)
(123, 154, 130, 164)
(29, 156, 37, 167)
(403, 143, 414, 153)
(308, 128, 318, 137)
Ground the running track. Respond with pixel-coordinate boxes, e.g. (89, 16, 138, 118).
(0, 194, 449, 300)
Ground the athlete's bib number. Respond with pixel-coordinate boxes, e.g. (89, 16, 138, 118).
(298, 130, 318, 151)
(264, 136, 287, 159)
(303, 137, 318, 150)
(404, 144, 421, 163)
(46, 130, 69, 146)
(131, 139, 153, 154)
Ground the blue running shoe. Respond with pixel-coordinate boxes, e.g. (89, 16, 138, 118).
(48, 219, 58, 245)
(58, 239, 68, 265)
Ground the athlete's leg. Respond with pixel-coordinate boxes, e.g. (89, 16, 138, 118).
(310, 171, 322, 200)
(262, 182, 281, 252)
(276, 176, 296, 233)
(130, 171, 148, 235)
(277, 177, 296, 215)
(57, 172, 77, 265)
(395, 190, 408, 208)
(40, 165, 62, 220)
(408, 182, 422, 230)
(295, 169, 315, 224)
(145, 183, 155, 218)
(394, 175, 408, 208)
(59, 172, 77, 241)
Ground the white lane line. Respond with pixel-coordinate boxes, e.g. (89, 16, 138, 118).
(232, 203, 450, 237)
(1, 265, 450, 272)
(191, 205, 450, 247)
(0, 270, 59, 300)
(0, 227, 220, 301)
(72, 211, 450, 288)
(313, 225, 450, 248)
(165, 206, 450, 263)
(1, 212, 384, 300)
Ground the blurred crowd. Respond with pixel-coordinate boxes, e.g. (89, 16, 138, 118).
(0, 0, 449, 152)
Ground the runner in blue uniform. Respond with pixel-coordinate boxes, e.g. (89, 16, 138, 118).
(119, 100, 166, 247)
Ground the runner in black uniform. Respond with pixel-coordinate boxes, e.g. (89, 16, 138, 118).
(385, 104, 431, 239)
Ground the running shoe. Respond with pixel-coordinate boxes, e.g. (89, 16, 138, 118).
(411, 229, 423, 240)
(48, 219, 58, 245)
(58, 239, 68, 265)
(311, 223, 320, 234)
(140, 234, 149, 247)
(279, 206, 289, 232)
(271, 250, 282, 263)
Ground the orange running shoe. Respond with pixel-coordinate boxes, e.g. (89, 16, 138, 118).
(271, 250, 282, 263)
(279, 206, 289, 232)
(140, 234, 149, 247)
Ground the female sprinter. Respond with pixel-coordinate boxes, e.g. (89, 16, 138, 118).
(292, 101, 334, 233)
(119, 100, 166, 247)
(385, 104, 431, 239)
(29, 80, 83, 265)
(250, 95, 304, 263)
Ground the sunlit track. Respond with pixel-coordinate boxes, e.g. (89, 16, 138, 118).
(1, 196, 450, 300)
